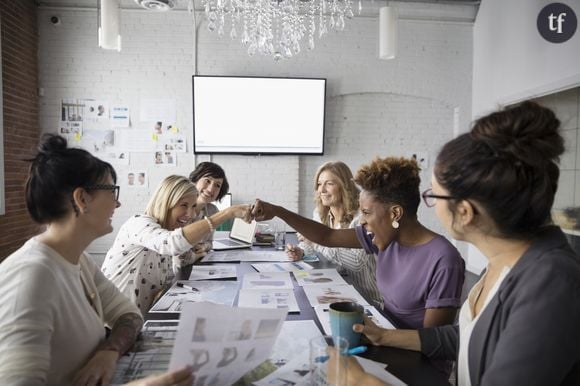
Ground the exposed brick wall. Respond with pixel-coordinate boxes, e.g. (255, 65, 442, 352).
(0, 0, 41, 261)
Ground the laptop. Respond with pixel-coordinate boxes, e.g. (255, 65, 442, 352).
(212, 218, 258, 251)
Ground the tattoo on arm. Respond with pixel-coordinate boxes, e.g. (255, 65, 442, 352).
(97, 313, 143, 355)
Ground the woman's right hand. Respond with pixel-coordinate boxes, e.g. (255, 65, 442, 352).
(286, 244, 304, 261)
(251, 199, 276, 221)
(228, 204, 254, 223)
(124, 366, 193, 386)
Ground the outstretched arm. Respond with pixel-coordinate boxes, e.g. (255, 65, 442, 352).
(252, 199, 361, 249)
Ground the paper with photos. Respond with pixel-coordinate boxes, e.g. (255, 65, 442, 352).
(303, 284, 369, 309)
(188, 264, 238, 280)
(314, 305, 396, 336)
(293, 268, 348, 287)
(251, 261, 313, 272)
(242, 272, 293, 290)
(201, 250, 292, 263)
(237, 288, 300, 313)
(169, 302, 287, 386)
(150, 281, 239, 313)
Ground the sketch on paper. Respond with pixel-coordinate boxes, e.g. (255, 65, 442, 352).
(293, 269, 348, 287)
(302, 284, 369, 309)
(251, 262, 313, 273)
(149, 281, 239, 313)
(241, 272, 293, 290)
(188, 264, 237, 280)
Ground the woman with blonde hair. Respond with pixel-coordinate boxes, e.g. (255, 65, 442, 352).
(287, 161, 384, 308)
(102, 175, 252, 314)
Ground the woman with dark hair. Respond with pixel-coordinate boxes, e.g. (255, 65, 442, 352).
(253, 157, 465, 329)
(333, 101, 580, 386)
(188, 162, 231, 256)
(0, 134, 193, 385)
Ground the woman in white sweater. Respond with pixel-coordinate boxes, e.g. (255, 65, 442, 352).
(102, 175, 252, 314)
(0, 134, 144, 385)
(286, 161, 383, 308)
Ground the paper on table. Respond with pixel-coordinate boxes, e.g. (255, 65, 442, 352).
(149, 281, 239, 313)
(237, 288, 300, 313)
(188, 264, 238, 280)
(251, 261, 313, 272)
(169, 302, 287, 386)
(356, 356, 407, 386)
(201, 250, 292, 263)
(302, 284, 369, 309)
(293, 268, 348, 287)
(242, 272, 293, 290)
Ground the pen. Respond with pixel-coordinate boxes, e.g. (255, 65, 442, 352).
(314, 346, 367, 363)
(176, 283, 199, 292)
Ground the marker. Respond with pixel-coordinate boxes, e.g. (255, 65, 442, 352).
(176, 283, 199, 292)
(314, 346, 368, 363)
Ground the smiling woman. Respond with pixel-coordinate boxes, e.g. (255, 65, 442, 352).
(102, 175, 252, 314)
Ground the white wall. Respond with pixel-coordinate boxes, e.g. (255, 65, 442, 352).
(37, 7, 473, 259)
(470, 0, 580, 272)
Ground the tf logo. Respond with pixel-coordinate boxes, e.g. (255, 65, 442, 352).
(537, 2, 577, 43)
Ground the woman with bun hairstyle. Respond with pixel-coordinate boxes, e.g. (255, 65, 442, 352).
(253, 157, 465, 329)
(0, 134, 145, 384)
(286, 161, 384, 309)
(186, 162, 230, 259)
(334, 101, 580, 386)
(103, 174, 252, 314)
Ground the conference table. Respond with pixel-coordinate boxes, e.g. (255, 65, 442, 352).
(146, 234, 451, 386)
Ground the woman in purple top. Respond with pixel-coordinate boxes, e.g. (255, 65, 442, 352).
(252, 157, 465, 329)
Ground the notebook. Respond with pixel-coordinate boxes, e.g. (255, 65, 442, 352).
(212, 218, 258, 250)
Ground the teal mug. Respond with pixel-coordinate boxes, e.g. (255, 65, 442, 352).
(329, 301, 364, 347)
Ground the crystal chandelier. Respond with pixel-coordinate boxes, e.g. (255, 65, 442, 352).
(201, 0, 357, 60)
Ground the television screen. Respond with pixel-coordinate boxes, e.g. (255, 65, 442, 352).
(193, 75, 326, 155)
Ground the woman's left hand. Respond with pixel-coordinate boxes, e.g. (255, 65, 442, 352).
(72, 350, 119, 386)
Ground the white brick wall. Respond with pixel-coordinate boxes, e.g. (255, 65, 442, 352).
(37, 8, 473, 257)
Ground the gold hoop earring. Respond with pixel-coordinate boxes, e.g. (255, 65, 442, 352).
(392, 220, 399, 229)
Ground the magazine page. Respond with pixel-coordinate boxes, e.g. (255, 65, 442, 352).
(237, 288, 300, 312)
(169, 302, 288, 386)
(150, 281, 239, 313)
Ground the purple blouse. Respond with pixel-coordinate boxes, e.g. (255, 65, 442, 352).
(355, 225, 465, 329)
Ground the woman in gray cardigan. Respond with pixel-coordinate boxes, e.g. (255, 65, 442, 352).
(338, 101, 580, 386)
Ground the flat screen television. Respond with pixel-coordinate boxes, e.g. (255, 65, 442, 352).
(193, 75, 326, 155)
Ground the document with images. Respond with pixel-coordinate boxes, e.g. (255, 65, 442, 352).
(169, 302, 287, 386)
(188, 264, 238, 280)
(150, 281, 239, 313)
(293, 268, 348, 287)
(302, 284, 369, 309)
(314, 304, 396, 335)
(237, 288, 300, 313)
(241, 272, 293, 290)
(201, 250, 292, 263)
(251, 261, 313, 273)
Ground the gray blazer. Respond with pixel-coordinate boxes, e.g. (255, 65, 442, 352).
(419, 226, 580, 386)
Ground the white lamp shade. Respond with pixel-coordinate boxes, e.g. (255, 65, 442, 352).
(379, 6, 397, 60)
(98, 0, 121, 51)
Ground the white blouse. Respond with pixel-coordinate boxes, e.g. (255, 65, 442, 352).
(457, 266, 511, 386)
(102, 214, 195, 314)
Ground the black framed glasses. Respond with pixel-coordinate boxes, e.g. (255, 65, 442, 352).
(84, 184, 120, 201)
(421, 188, 457, 208)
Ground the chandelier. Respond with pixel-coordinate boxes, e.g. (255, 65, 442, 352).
(201, 0, 357, 60)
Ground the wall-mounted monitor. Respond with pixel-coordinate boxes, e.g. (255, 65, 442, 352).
(193, 75, 326, 155)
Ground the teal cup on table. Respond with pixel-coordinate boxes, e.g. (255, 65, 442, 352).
(329, 301, 364, 347)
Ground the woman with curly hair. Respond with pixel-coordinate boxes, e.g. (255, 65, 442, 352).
(253, 157, 465, 329)
(286, 161, 384, 309)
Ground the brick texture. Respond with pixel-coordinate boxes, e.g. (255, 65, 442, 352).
(0, 0, 42, 261)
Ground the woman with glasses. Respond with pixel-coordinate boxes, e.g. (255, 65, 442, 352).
(333, 101, 580, 385)
(0, 135, 132, 383)
(102, 175, 252, 314)
(186, 162, 230, 261)
(252, 157, 465, 329)
(285, 161, 384, 309)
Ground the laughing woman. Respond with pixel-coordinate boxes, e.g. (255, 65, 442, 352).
(253, 157, 465, 329)
(187, 162, 230, 258)
(102, 175, 252, 314)
(0, 134, 143, 385)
